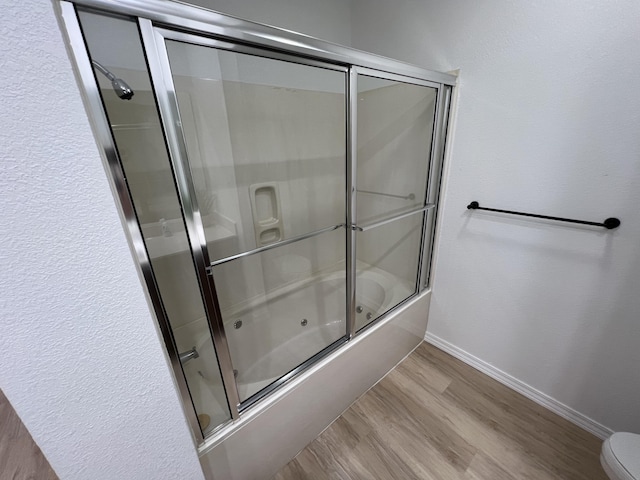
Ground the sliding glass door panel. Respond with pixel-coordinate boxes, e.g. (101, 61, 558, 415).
(164, 39, 347, 263)
(67, 0, 452, 445)
(355, 213, 423, 332)
(77, 10, 231, 435)
(356, 75, 438, 224)
(211, 228, 346, 402)
(159, 35, 350, 404)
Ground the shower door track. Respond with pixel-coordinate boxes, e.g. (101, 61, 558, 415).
(62, 0, 456, 87)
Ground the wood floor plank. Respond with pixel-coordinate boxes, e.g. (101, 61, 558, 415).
(393, 352, 452, 395)
(284, 446, 353, 480)
(386, 364, 560, 479)
(352, 396, 465, 480)
(413, 344, 605, 478)
(274, 341, 607, 480)
(464, 451, 517, 480)
(0, 390, 57, 480)
(441, 373, 603, 479)
(371, 380, 478, 472)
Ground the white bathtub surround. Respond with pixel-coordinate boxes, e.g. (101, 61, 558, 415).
(198, 290, 431, 479)
(173, 258, 414, 423)
(351, 0, 640, 434)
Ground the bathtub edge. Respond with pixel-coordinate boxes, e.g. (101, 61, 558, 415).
(198, 289, 431, 480)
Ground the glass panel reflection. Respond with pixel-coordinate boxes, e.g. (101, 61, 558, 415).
(165, 40, 347, 262)
(355, 212, 423, 331)
(78, 11, 231, 434)
(212, 228, 346, 402)
(356, 75, 437, 224)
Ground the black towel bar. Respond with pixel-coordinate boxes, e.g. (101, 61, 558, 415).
(467, 201, 620, 230)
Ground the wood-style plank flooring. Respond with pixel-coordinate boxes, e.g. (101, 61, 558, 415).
(0, 389, 57, 480)
(274, 342, 607, 480)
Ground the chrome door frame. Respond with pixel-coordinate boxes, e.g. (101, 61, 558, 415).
(346, 67, 358, 339)
(421, 85, 452, 289)
(349, 66, 445, 307)
(153, 27, 350, 74)
(57, 2, 208, 444)
(59, 0, 456, 87)
(58, 0, 456, 444)
(141, 24, 355, 414)
(354, 66, 442, 90)
(138, 20, 242, 419)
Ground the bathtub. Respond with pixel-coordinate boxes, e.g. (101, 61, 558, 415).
(176, 261, 413, 433)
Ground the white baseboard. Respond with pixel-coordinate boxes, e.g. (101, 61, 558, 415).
(424, 333, 613, 440)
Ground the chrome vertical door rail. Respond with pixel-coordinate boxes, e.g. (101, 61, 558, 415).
(346, 68, 358, 339)
(138, 19, 241, 418)
(416, 85, 444, 292)
(57, 2, 205, 442)
(419, 85, 452, 290)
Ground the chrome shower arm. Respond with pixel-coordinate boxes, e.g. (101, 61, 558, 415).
(91, 59, 134, 100)
(91, 59, 116, 81)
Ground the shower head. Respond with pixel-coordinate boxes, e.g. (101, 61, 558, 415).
(110, 77, 134, 100)
(91, 60, 134, 100)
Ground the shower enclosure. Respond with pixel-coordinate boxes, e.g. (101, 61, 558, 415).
(58, 0, 454, 455)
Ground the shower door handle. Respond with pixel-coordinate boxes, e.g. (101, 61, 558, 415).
(352, 204, 435, 232)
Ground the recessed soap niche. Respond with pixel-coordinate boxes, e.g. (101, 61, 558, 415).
(249, 182, 284, 246)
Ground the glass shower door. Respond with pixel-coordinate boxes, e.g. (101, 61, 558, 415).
(153, 31, 348, 405)
(76, 11, 232, 438)
(353, 71, 439, 331)
(68, 1, 451, 444)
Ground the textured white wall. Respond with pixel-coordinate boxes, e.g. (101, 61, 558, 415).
(351, 0, 640, 433)
(0, 0, 358, 478)
(0, 2, 205, 479)
(184, 0, 352, 45)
